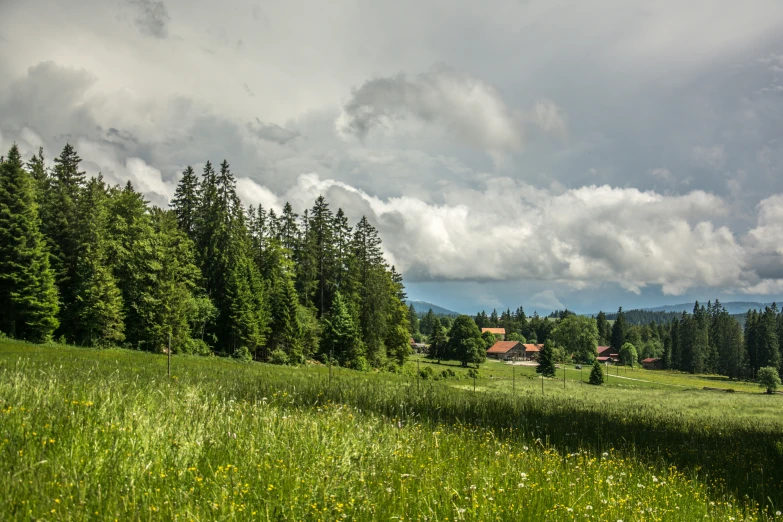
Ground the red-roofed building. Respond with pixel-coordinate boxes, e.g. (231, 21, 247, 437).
(597, 346, 619, 364)
(481, 328, 506, 340)
(642, 357, 664, 370)
(487, 340, 522, 360)
(521, 343, 543, 361)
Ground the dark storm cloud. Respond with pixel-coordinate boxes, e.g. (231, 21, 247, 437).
(128, 0, 170, 39)
(247, 119, 300, 145)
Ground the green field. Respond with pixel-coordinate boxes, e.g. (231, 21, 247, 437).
(2, 341, 782, 520)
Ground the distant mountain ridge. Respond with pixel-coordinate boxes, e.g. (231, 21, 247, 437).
(642, 301, 777, 315)
(406, 300, 460, 316)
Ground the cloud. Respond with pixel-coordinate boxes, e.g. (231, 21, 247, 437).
(247, 119, 300, 145)
(231, 172, 782, 295)
(692, 145, 726, 170)
(128, 0, 170, 39)
(528, 100, 568, 140)
(744, 194, 783, 282)
(336, 64, 528, 154)
(530, 290, 565, 311)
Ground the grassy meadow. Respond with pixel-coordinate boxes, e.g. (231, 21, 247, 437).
(2, 340, 783, 520)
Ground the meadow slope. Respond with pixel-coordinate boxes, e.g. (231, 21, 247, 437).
(1, 341, 782, 520)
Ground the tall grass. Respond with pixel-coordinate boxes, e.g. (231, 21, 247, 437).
(1, 341, 781, 520)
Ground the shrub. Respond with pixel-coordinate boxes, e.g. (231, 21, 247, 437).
(232, 346, 252, 362)
(589, 360, 605, 385)
(269, 349, 289, 365)
(418, 366, 435, 380)
(347, 356, 370, 372)
(181, 338, 211, 356)
(757, 366, 781, 394)
(467, 368, 480, 380)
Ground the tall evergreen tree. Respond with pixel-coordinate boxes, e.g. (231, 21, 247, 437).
(536, 339, 557, 377)
(596, 311, 609, 345)
(408, 303, 420, 335)
(41, 143, 87, 337)
(0, 144, 59, 341)
(71, 176, 124, 347)
(267, 249, 304, 362)
(427, 317, 447, 363)
(320, 291, 362, 366)
(25, 147, 48, 202)
(172, 166, 199, 238)
(610, 307, 627, 353)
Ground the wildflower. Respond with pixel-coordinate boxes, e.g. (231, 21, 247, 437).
(585, 505, 593, 510)
(777, 512, 782, 517)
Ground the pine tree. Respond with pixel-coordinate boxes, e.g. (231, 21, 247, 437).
(385, 296, 411, 366)
(408, 303, 420, 335)
(332, 208, 352, 289)
(347, 216, 388, 365)
(71, 177, 124, 347)
(25, 147, 48, 202)
(427, 317, 446, 362)
(41, 143, 87, 339)
(172, 166, 199, 238)
(588, 359, 605, 385)
(268, 261, 303, 362)
(536, 339, 557, 377)
(691, 302, 709, 374)
(320, 291, 362, 366)
(0, 144, 60, 341)
(610, 307, 626, 353)
(596, 311, 608, 345)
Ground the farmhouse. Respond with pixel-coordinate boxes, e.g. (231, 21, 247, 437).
(642, 357, 665, 370)
(521, 343, 543, 361)
(487, 341, 523, 360)
(481, 328, 506, 340)
(597, 346, 620, 364)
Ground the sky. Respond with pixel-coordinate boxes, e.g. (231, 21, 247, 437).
(2, 0, 783, 314)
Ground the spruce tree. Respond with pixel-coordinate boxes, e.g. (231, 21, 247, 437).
(172, 166, 199, 238)
(320, 291, 362, 366)
(536, 339, 557, 377)
(41, 143, 87, 338)
(25, 147, 48, 202)
(596, 311, 608, 345)
(71, 176, 124, 347)
(408, 303, 420, 335)
(0, 144, 60, 341)
(588, 359, 605, 385)
(427, 317, 446, 362)
(610, 307, 626, 353)
(268, 263, 303, 362)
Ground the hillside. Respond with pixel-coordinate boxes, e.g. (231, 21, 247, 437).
(1, 340, 781, 520)
(406, 300, 460, 316)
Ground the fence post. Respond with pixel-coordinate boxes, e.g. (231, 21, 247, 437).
(167, 332, 171, 378)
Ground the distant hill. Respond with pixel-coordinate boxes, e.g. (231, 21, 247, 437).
(643, 301, 776, 315)
(406, 300, 460, 317)
(594, 301, 779, 326)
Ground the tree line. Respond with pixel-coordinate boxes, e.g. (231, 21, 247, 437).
(0, 143, 410, 370)
(418, 300, 783, 382)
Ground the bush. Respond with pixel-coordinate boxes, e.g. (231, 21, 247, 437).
(467, 368, 480, 380)
(269, 349, 289, 365)
(418, 366, 435, 380)
(757, 366, 781, 394)
(232, 346, 252, 362)
(589, 360, 605, 385)
(347, 356, 371, 372)
(181, 338, 212, 356)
